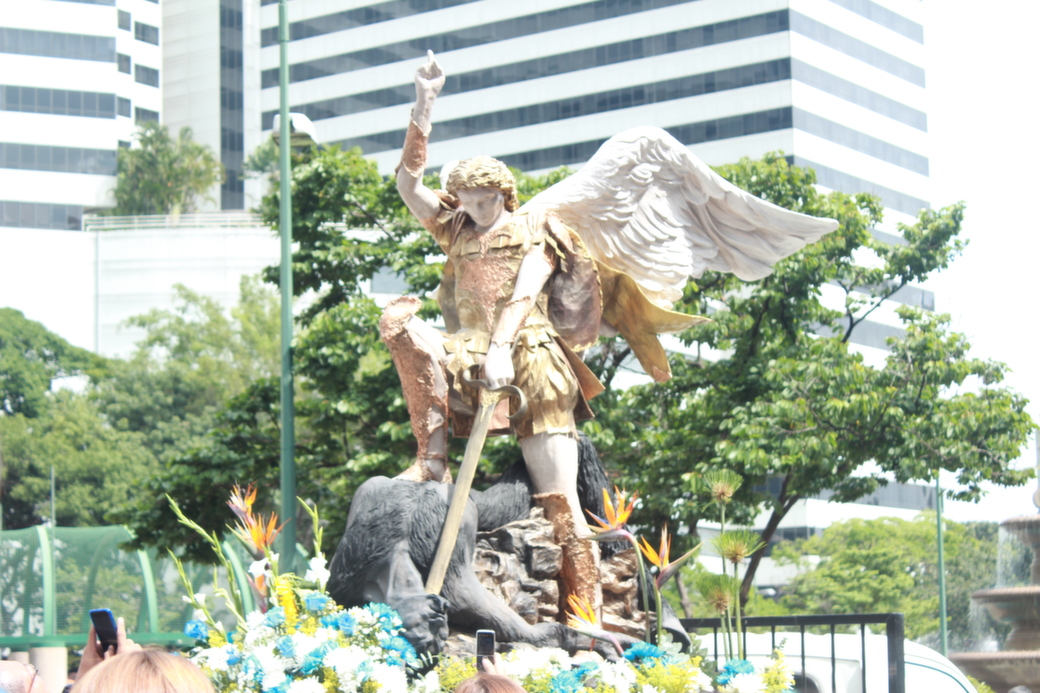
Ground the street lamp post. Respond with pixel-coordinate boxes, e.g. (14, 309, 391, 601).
(277, 0, 295, 573)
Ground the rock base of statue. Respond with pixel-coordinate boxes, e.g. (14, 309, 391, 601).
(441, 505, 644, 656)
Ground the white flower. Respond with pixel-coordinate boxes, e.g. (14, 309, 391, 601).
(314, 626, 339, 642)
(287, 677, 325, 693)
(415, 669, 440, 693)
(367, 661, 408, 693)
(253, 646, 286, 676)
(642, 685, 661, 693)
(289, 633, 323, 667)
(305, 556, 331, 586)
(246, 610, 268, 630)
(689, 668, 714, 693)
(243, 623, 275, 648)
(249, 558, 269, 578)
(261, 670, 287, 691)
(325, 645, 369, 678)
(192, 647, 230, 671)
(720, 673, 766, 693)
(348, 606, 376, 627)
(597, 660, 636, 693)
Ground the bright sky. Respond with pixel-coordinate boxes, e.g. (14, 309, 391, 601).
(923, 2, 1040, 522)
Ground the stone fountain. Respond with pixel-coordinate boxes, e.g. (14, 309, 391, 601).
(952, 511, 1040, 693)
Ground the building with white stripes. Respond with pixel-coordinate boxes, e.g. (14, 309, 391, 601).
(258, 0, 929, 224)
(0, 0, 162, 231)
(256, 0, 932, 352)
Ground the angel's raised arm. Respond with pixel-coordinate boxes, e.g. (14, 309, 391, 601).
(396, 51, 445, 222)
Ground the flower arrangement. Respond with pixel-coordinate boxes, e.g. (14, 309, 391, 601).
(168, 487, 438, 693)
(167, 483, 792, 693)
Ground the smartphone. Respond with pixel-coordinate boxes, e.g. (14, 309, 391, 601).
(89, 609, 119, 654)
(475, 629, 495, 671)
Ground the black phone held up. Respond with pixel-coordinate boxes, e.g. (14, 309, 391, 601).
(475, 629, 495, 672)
(89, 609, 119, 654)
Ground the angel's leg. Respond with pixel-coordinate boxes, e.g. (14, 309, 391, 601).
(523, 432, 601, 618)
(379, 296, 451, 482)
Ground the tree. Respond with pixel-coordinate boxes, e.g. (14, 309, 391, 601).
(586, 153, 1033, 606)
(110, 122, 224, 216)
(116, 145, 566, 560)
(96, 276, 280, 465)
(0, 392, 157, 529)
(0, 309, 98, 418)
(773, 515, 1003, 645)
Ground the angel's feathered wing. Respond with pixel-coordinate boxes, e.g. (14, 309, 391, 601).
(522, 126, 838, 381)
(524, 126, 838, 308)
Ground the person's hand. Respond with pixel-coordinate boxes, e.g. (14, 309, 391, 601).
(78, 618, 144, 680)
(415, 50, 445, 101)
(113, 617, 142, 657)
(480, 652, 507, 676)
(484, 343, 514, 390)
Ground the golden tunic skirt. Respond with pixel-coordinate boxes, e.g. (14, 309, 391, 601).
(443, 323, 588, 440)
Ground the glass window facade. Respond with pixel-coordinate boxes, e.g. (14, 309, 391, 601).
(0, 142, 117, 176)
(260, 0, 482, 47)
(134, 22, 159, 45)
(331, 59, 792, 154)
(134, 65, 159, 87)
(792, 156, 928, 217)
(827, 0, 923, 43)
(118, 10, 131, 31)
(262, 11, 790, 126)
(260, 0, 700, 88)
(118, 97, 131, 117)
(790, 11, 925, 86)
(1, 86, 116, 119)
(792, 108, 928, 175)
(117, 53, 131, 74)
(0, 28, 115, 63)
(220, 0, 245, 209)
(790, 60, 926, 131)
(0, 200, 84, 230)
(135, 107, 159, 123)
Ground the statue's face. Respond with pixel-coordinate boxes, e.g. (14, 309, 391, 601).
(457, 187, 505, 228)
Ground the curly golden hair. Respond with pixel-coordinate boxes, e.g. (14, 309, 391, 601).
(444, 156, 519, 212)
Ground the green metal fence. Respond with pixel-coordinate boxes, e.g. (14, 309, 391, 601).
(0, 525, 258, 649)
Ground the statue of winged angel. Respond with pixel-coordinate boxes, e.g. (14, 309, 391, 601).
(380, 51, 837, 609)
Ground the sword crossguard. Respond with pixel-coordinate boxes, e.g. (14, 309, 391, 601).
(460, 369, 529, 421)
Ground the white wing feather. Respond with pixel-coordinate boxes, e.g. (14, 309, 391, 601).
(522, 126, 838, 308)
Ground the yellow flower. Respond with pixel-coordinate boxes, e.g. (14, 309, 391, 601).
(639, 524, 700, 588)
(586, 487, 638, 542)
(275, 577, 298, 626)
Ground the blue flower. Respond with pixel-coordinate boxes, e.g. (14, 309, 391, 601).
(305, 593, 329, 612)
(550, 670, 585, 693)
(336, 612, 356, 635)
(320, 614, 339, 628)
(300, 642, 336, 675)
(264, 607, 286, 627)
(184, 620, 209, 641)
(225, 647, 241, 666)
(365, 602, 401, 631)
(276, 635, 295, 658)
(623, 641, 665, 664)
(716, 659, 757, 686)
(242, 655, 263, 683)
(383, 635, 418, 665)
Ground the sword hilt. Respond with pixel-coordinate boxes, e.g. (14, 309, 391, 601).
(460, 368, 528, 421)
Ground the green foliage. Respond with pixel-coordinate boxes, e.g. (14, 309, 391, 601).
(0, 392, 158, 528)
(586, 152, 1034, 603)
(772, 515, 1001, 644)
(111, 122, 224, 215)
(967, 675, 996, 693)
(0, 308, 99, 417)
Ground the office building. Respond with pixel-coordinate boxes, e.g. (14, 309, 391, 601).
(259, 0, 929, 225)
(0, 0, 163, 231)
